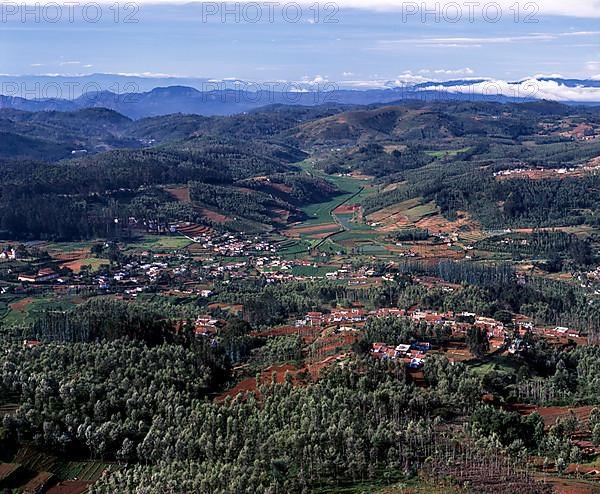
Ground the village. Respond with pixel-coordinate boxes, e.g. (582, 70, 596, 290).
(184, 300, 587, 379)
(0, 229, 416, 301)
(5, 229, 591, 386)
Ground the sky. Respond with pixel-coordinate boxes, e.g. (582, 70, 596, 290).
(0, 0, 599, 89)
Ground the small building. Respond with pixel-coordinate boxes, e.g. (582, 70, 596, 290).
(18, 268, 59, 283)
(411, 342, 431, 352)
(409, 358, 424, 369)
(23, 339, 41, 348)
(395, 344, 411, 356)
(0, 248, 17, 260)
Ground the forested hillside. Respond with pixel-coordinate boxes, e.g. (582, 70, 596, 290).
(1, 99, 600, 493)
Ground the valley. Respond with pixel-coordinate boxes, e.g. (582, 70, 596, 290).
(0, 100, 599, 494)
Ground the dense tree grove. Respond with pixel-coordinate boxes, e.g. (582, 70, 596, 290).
(390, 228, 430, 242)
(29, 298, 176, 344)
(322, 142, 434, 178)
(361, 317, 452, 347)
(0, 336, 486, 493)
(392, 261, 600, 333)
(0, 134, 307, 239)
(475, 231, 595, 265)
(1, 275, 599, 491)
(254, 335, 303, 364)
(516, 343, 600, 405)
(189, 182, 300, 225)
(242, 173, 339, 206)
(82, 357, 479, 493)
(1, 339, 227, 457)
(212, 278, 411, 325)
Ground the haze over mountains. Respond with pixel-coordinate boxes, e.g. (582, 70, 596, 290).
(1, 74, 599, 119)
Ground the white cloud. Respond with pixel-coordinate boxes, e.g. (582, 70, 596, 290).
(112, 71, 185, 78)
(532, 73, 565, 78)
(420, 67, 475, 76)
(377, 34, 557, 50)
(341, 71, 432, 87)
(394, 71, 432, 84)
(435, 68, 474, 76)
(559, 31, 600, 36)
(302, 74, 329, 84)
(59, 61, 81, 66)
(419, 78, 600, 102)
(338, 79, 390, 88)
(341, 69, 481, 88)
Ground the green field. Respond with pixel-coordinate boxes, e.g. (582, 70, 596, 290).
(425, 147, 471, 158)
(402, 201, 438, 223)
(53, 460, 111, 481)
(335, 214, 374, 232)
(297, 161, 369, 227)
(293, 161, 385, 255)
(356, 243, 389, 254)
(366, 197, 438, 227)
(315, 238, 346, 255)
(468, 355, 520, 377)
(43, 240, 95, 253)
(332, 231, 380, 242)
(124, 235, 193, 252)
(63, 257, 108, 273)
(290, 265, 339, 277)
(13, 446, 112, 483)
(302, 196, 350, 226)
(1, 295, 84, 326)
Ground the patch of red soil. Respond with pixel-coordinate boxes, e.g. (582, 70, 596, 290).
(265, 182, 293, 194)
(284, 223, 340, 238)
(60, 259, 101, 272)
(415, 212, 479, 234)
(197, 208, 231, 224)
(251, 325, 319, 339)
(208, 303, 243, 315)
(46, 480, 92, 494)
(215, 364, 301, 402)
(20, 471, 53, 493)
(270, 208, 291, 224)
(176, 223, 212, 237)
(537, 476, 600, 494)
(509, 405, 595, 429)
(442, 342, 474, 362)
(9, 297, 34, 312)
(305, 353, 348, 380)
(165, 186, 191, 203)
(52, 249, 89, 262)
(334, 204, 360, 214)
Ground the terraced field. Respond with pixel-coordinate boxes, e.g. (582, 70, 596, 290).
(6, 446, 114, 492)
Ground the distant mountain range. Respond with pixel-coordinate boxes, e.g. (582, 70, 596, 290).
(0, 74, 598, 119)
